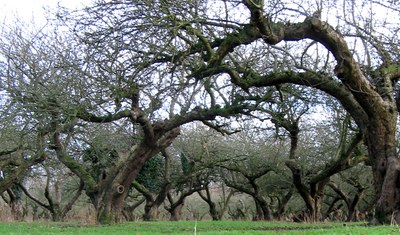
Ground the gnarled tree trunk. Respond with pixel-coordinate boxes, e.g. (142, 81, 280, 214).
(92, 137, 178, 224)
(365, 116, 400, 224)
(237, 1, 400, 224)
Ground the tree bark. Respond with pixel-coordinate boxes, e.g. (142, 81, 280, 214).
(63, 86, 249, 224)
(221, 3, 400, 224)
(141, 184, 171, 221)
(366, 118, 400, 224)
(18, 178, 84, 222)
(198, 185, 220, 221)
(5, 188, 23, 221)
(253, 197, 273, 221)
(166, 188, 202, 221)
(328, 181, 368, 222)
(93, 142, 175, 224)
(50, 102, 181, 224)
(168, 199, 185, 221)
(274, 188, 294, 220)
(122, 197, 145, 221)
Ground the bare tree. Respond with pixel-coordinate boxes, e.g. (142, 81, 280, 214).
(17, 163, 84, 222)
(3, 0, 400, 224)
(69, 0, 399, 224)
(1, 8, 264, 224)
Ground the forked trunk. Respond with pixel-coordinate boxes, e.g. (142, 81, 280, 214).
(253, 201, 263, 221)
(302, 195, 323, 223)
(93, 145, 165, 224)
(169, 203, 184, 221)
(143, 203, 160, 221)
(274, 189, 293, 220)
(252, 198, 272, 221)
(198, 187, 221, 221)
(346, 190, 367, 222)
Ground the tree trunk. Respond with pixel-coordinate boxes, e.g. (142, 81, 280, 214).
(167, 194, 187, 221)
(286, 160, 329, 222)
(253, 197, 272, 221)
(323, 197, 342, 221)
(312, 197, 323, 223)
(365, 117, 400, 224)
(166, 187, 204, 221)
(347, 209, 357, 222)
(347, 191, 367, 222)
(169, 203, 184, 221)
(10, 199, 23, 221)
(274, 189, 293, 220)
(209, 202, 219, 221)
(94, 147, 158, 224)
(143, 201, 160, 221)
(95, 191, 126, 224)
(122, 197, 145, 221)
(346, 190, 367, 222)
(303, 185, 326, 223)
(5, 188, 23, 221)
(94, 145, 174, 223)
(328, 181, 367, 222)
(253, 201, 263, 221)
(262, 203, 273, 221)
(198, 187, 220, 221)
(142, 191, 170, 221)
(93, 178, 138, 224)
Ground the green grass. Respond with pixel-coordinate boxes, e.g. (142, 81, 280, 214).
(0, 221, 399, 235)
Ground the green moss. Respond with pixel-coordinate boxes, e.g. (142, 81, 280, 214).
(97, 211, 115, 225)
(382, 64, 400, 75)
(57, 151, 97, 192)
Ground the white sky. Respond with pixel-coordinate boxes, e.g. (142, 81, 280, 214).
(0, 0, 87, 25)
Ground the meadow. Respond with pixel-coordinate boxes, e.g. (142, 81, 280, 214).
(0, 221, 399, 235)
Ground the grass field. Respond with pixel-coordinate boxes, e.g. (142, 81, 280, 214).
(0, 221, 399, 235)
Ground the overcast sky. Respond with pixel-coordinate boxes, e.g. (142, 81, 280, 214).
(0, 0, 86, 24)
